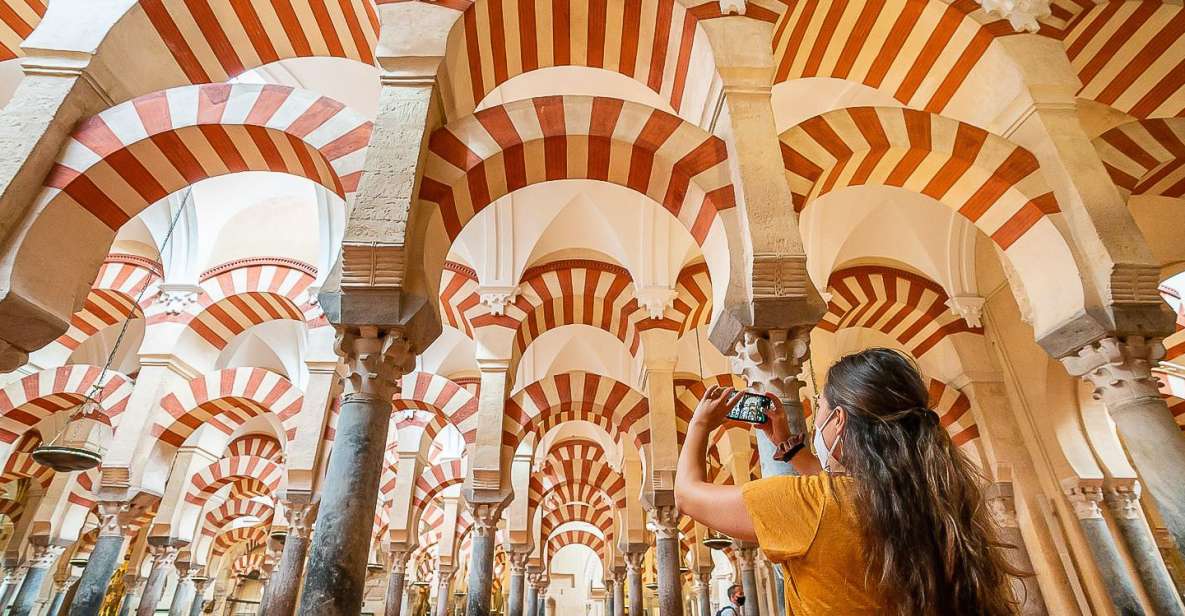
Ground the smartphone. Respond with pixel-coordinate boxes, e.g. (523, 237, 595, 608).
(726, 393, 770, 424)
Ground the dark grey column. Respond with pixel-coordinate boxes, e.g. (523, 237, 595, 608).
(652, 507, 684, 616)
(612, 567, 625, 616)
(506, 553, 527, 616)
(524, 574, 539, 616)
(188, 578, 210, 616)
(136, 545, 180, 616)
(117, 576, 144, 616)
(603, 577, 615, 616)
(624, 553, 644, 616)
(433, 566, 453, 616)
(384, 550, 409, 616)
(262, 502, 313, 616)
(10, 545, 63, 616)
(69, 504, 132, 616)
(298, 328, 409, 616)
(985, 482, 1046, 615)
(168, 567, 195, 616)
(1063, 337, 1185, 560)
(1065, 485, 1143, 616)
(1104, 484, 1185, 616)
(535, 579, 548, 616)
(0, 565, 27, 612)
(735, 544, 762, 616)
(694, 571, 710, 616)
(465, 505, 500, 616)
(46, 580, 70, 616)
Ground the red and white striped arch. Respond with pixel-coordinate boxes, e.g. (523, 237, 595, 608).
(1164, 395, 1184, 432)
(0, 0, 43, 61)
(1166, 327, 1184, 363)
(439, 0, 714, 117)
(672, 261, 712, 337)
(819, 265, 982, 357)
(201, 499, 275, 538)
(504, 371, 650, 450)
(1094, 118, 1185, 198)
(419, 95, 734, 245)
(52, 255, 162, 351)
(0, 433, 53, 488)
(212, 524, 268, 558)
(1061, 1, 1185, 118)
(0, 366, 134, 444)
(394, 372, 479, 445)
(184, 455, 284, 506)
(674, 374, 746, 440)
(540, 501, 615, 540)
(43, 83, 370, 232)
(155, 367, 303, 449)
(546, 529, 606, 563)
(781, 106, 1061, 250)
(122, 0, 379, 85)
(231, 551, 267, 576)
(225, 434, 284, 461)
(771, 0, 1017, 113)
(180, 291, 308, 350)
(928, 378, 985, 465)
(413, 458, 465, 510)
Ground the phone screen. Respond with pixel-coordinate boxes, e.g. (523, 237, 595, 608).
(726, 393, 770, 424)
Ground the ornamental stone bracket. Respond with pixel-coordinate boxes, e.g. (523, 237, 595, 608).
(623, 550, 645, 573)
(1061, 336, 1164, 407)
(718, 0, 746, 15)
(635, 286, 678, 320)
(976, 0, 1051, 33)
(1102, 480, 1142, 521)
(648, 505, 680, 541)
(467, 501, 506, 538)
(157, 283, 204, 316)
(477, 285, 519, 316)
(335, 326, 416, 403)
(1062, 480, 1105, 520)
(946, 295, 986, 328)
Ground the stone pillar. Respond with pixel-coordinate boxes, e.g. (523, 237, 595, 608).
(524, 573, 539, 616)
(735, 544, 761, 616)
(1063, 336, 1185, 558)
(612, 567, 625, 616)
(189, 577, 210, 616)
(624, 551, 644, 616)
(535, 577, 548, 616)
(434, 566, 453, 616)
(985, 483, 1046, 615)
(1103, 482, 1185, 616)
(299, 327, 412, 615)
(262, 500, 315, 616)
(603, 576, 616, 616)
(0, 565, 26, 611)
(118, 576, 145, 616)
(136, 544, 180, 616)
(384, 549, 409, 616)
(693, 571, 711, 616)
(9, 545, 63, 616)
(650, 506, 683, 616)
(506, 552, 528, 616)
(1063, 482, 1143, 614)
(465, 504, 502, 616)
(68, 502, 133, 616)
(45, 577, 74, 616)
(168, 564, 195, 616)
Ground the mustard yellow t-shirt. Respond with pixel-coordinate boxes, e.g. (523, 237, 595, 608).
(741, 475, 883, 616)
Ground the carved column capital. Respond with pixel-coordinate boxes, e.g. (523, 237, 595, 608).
(335, 326, 415, 403)
(623, 550, 645, 573)
(388, 549, 410, 575)
(467, 501, 504, 537)
(27, 544, 64, 569)
(148, 544, 180, 569)
(1063, 482, 1105, 520)
(477, 285, 520, 316)
(695, 569, 711, 586)
(985, 481, 1020, 529)
(96, 500, 135, 537)
(282, 499, 316, 540)
(648, 505, 680, 540)
(1061, 336, 1164, 408)
(733, 542, 759, 570)
(191, 576, 210, 594)
(509, 550, 531, 575)
(730, 327, 811, 434)
(1103, 481, 1142, 521)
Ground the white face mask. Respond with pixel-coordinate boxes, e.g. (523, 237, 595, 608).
(813, 408, 839, 472)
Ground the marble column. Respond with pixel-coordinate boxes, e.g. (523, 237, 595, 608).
(299, 328, 411, 615)
(384, 549, 409, 616)
(0, 565, 27, 611)
(434, 566, 454, 616)
(1064, 483, 1143, 615)
(262, 499, 314, 616)
(651, 506, 684, 616)
(1063, 336, 1185, 558)
(603, 576, 616, 616)
(524, 573, 539, 616)
(1103, 482, 1185, 616)
(168, 564, 195, 616)
(136, 545, 180, 616)
(612, 567, 625, 616)
(735, 544, 762, 616)
(535, 578, 549, 616)
(118, 577, 146, 616)
(69, 502, 132, 616)
(693, 571, 711, 616)
(985, 482, 1046, 615)
(624, 551, 644, 616)
(10, 545, 64, 616)
(506, 552, 528, 616)
(45, 577, 74, 616)
(189, 577, 210, 616)
(465, 504, 501, 616)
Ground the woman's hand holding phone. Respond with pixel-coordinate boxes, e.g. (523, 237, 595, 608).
(690, 385, 745, 431)
(758, 393, 793, 444)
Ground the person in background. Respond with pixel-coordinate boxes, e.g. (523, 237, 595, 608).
(716, 584, 745, 616)
(674, 348, 1022, 616)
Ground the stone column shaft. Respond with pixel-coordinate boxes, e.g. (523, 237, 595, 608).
(188, 580, 210, 616)
(168, 575, 194, 616)
(651, 506, 684, 616)
(10, 545, 64, 616)
(612, 571, 625, 616)
(736, 544, 762, 616)
(985, 482, 1047, 615)
(624, 552, 644, 616)
(506, 554, 528, 616)
(524, 581, 538, 616)
(136, 546, 180, 616)
(261, 501, 314, 616)
(465, 504, 501, 616)
(299, 328, 410, 615)
(383, 550, 408, 616)
(1065, 484, 1143, 614)
(694, 572, 711, 616)
(68, 504, 132, 616)
(0, 567, 26, 611)
(603, 578, 615, 616)
(1104, 484, 1185, 616)
(46, 586, 68, 616)
(434, 568, 453, 616)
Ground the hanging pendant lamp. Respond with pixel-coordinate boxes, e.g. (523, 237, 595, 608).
(32, 399, 112, 472)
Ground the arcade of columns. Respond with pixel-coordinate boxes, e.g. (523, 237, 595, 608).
(0, 0, 1181, 615)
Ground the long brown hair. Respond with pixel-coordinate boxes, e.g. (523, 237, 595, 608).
(822, 348, 1022, 616)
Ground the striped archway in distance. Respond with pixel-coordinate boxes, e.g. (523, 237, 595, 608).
(1093, 118, 1185, 198)
(154, 367, 304, 449)
(0, 0, 43, 62)
(0, 365, 135, 444)
(503, 371, 651, 450)
(819, 265, 982, 357)
(51, 255, 161, 352)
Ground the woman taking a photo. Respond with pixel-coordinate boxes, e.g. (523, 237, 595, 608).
(675, 348, 1021, 616)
